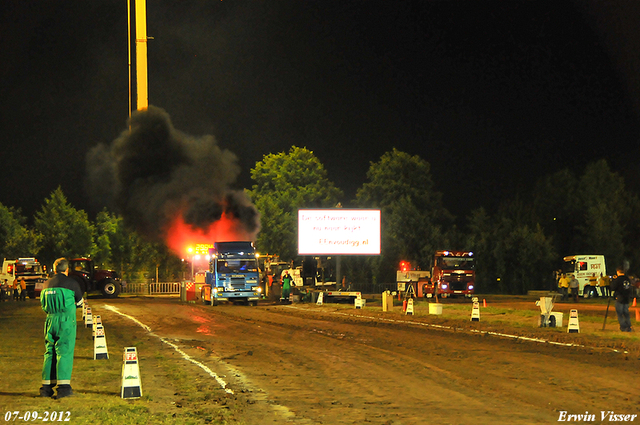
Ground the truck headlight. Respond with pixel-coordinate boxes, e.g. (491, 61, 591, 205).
(468, 285, 474, 290)
(441, 284, 448, 290)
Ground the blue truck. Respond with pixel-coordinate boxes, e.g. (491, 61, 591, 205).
(201, 242, 262, 306)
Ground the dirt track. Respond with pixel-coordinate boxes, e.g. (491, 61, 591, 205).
(87, 296, 639, 424)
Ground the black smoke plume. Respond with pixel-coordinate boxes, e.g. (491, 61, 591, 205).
(86, 106, 260, 240)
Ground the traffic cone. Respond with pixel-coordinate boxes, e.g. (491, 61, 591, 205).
(483, 299, 487, 308)
(405, 298, 414, 315)
(633, 298, 637, 307)
(471, 299, 480, 322)
(92, 315, 102, 339)
(94, 324, 109, 360)
(635, 308, 639, 322)
(121, 347, 142, 399)
(85, 307, 93, 328)
(567, 309, 580, 333)
(316, 292, 324, 305)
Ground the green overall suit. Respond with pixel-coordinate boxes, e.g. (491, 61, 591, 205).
(282, 273, 293, 302)
(41, 274, 83, 387)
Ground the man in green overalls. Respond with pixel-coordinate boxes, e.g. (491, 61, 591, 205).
(281, 270, 293, 304)
(39, 258, 84, 398)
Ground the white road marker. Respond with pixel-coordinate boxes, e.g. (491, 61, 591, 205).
(103, 304, 234, 394)
(287, 305, 628, 354)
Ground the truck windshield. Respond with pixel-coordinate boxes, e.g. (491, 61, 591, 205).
(217, 260, 258, 273)
(436, 257, 475, 270)
(15, 264, 43, 275)
(562, 260, 576, 274)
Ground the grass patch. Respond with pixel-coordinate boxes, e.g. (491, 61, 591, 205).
(0, 301, 239, 424)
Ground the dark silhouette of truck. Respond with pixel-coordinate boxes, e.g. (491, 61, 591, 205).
(68, 258, 122, 298)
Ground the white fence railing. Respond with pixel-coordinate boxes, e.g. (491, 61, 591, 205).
(122, 282, 181, 295)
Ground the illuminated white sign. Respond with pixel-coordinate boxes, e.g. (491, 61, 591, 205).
(298, 209, 381, 255)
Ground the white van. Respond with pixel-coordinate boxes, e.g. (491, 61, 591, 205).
(562, 255, 607, 296)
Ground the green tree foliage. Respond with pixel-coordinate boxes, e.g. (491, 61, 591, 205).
(532, 159, 638, 273)
(465, 207, 493, 292)
(93, 209, 118, 267)
(249, 146, 343, 261)
(93, 210, 184, 282)
(356, 149, 454, 282)
(466, 203, 556, 294)
(531, 168, 579, 258)
(34, 187, 96, 267)
(0, 204, 41, 259)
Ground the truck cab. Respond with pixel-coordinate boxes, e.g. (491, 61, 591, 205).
(1, 258, 47, 298)
(562, 255, 606, 297)
(421, 251, 475, 298)
(201, 242, 261, 306)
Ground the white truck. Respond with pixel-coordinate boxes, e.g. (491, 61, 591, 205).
(0, 258, 48, 298)
(562, 255, 607, 296)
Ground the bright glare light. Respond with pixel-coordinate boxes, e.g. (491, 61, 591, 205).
(195, 255, 201, 261)
(187, 247, 193, 253)
(205, 255, 211, 261)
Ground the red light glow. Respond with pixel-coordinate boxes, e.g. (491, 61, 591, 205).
(165, 212, 256, 255)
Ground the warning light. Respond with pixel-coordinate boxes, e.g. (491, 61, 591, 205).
(400, 261, 411, 272)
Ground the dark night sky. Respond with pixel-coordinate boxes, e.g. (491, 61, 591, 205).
(2, 1, 640, 223)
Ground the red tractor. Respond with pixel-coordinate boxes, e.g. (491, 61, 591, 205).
(68, 258, 122, 298)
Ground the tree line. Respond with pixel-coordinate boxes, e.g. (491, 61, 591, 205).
(250, 148, 640, 294)
(0, 187, 182, 282)
(1, 147, 636, 293)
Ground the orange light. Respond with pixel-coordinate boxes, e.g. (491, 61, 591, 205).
(166, 211, 256, 256)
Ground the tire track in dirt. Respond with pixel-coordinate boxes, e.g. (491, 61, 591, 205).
(92, 298, 639, 424)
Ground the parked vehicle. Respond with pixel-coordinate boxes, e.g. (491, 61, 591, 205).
(406, 251, 475, 298)
(0, 257, 47, 298)
(562, 255, 606, 297)
(68, 258, 122, 298)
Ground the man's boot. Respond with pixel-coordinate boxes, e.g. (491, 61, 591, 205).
(39, 385, 54, 397)
(56, 384, 74, 399)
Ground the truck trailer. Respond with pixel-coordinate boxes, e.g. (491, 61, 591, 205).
(201, 242, 261, 306)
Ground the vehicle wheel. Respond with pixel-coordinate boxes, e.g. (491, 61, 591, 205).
(250, 300, 258, 306)
(101, 279, 121, 298)
(212, 298, 219, 306)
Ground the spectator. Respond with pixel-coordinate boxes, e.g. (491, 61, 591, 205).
(598, 273, 610, 298)
(569, 274, 580, 303)
(19, 277, 27, 301)
(587, 273, 598, 298)
(610, 265, 633, 332)
(12, 278, 20, 301)
(558, 273, 569, 301)
(0, 279, 8, 302)
(39, 258, 84, 399)
(281, 270, 293, 304)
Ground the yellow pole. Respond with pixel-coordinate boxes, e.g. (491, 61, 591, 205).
(127, 0, 132, 123)
(135, 0, 148, 110)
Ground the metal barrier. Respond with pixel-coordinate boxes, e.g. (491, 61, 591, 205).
(121, 282, 181, 295)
